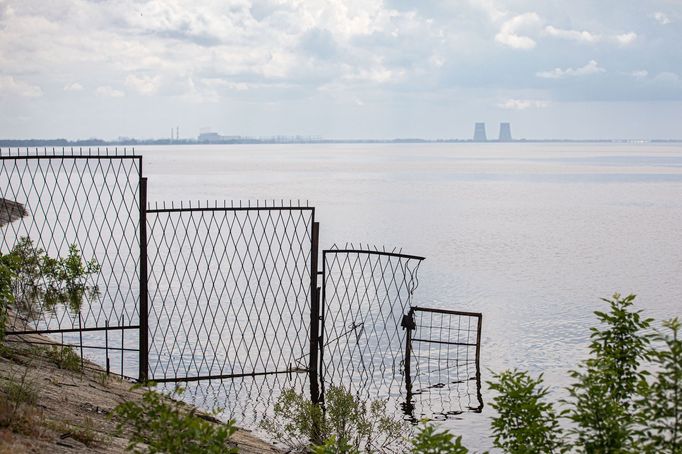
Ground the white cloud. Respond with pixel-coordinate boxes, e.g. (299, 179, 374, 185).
(0, 75, 43, 97)
(653, 72, 680, 83)
(495, 12, 542, 49)
(96, 85, 125, 98)
(543, 25, 600, 43)
(631, 70, 648, 79)
(614, 32, 637, 45)
(125, 74, 160, 95)
(653, 12, 671, 25)
(498, 98, 550, 110)
(63, 82, 83, 92)
(536, 60, 605, 79)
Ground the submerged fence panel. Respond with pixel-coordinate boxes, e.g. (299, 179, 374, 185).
(0, 149, 142, 377)
(146, 204, 314, 383)
(405, 307, 483, 420)
(320, 247, 424, 401)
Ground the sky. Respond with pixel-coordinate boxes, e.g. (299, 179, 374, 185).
(1, 0, 681, 140)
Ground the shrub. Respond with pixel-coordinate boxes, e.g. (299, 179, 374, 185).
(0, 367, 42, 435)
(488, 370, 565, 453)
(260, 385, 406, 453)
(113, 384, 238, 454)
(3, 237, 100, 320)
(637, 317, 682, 452)
(45, 345, 82, 372)
(0, 255, 13, 342)
(411, 424, 469, 454)
(567, 293, 652, 452)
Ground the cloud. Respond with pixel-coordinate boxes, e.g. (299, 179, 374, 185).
(495, 12, 542, 49)
(536, 60, 605, 79)
(653, 72, 680, 83)
(498, 98, 550, 109)
(543, 25, 600, 43)
(631, 70, 648, 79)
(0, 75, 43, 97)
(125, 74, 160, 95)
(652, 12, 671, 25)
(63, 82, 83, 92)
(614, 32, 637, 45)
(96, 85, 125, 98)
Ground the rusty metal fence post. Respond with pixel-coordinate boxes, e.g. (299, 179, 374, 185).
(309, 221, 320, 404)
(139, 176, 149, 382)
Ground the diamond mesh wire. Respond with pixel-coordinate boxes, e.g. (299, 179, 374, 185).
(157, 372, 309, 429)
(146, 206, 313, 381)
(320, 247, 423, 403)
(0, 149, 142, 334)
(408, 308, 483, 420)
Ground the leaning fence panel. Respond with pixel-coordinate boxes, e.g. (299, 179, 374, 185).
(146, 206, 314, 382)
(320, 248, 423, 402)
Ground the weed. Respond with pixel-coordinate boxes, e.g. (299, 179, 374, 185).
(113, 384, 238, 453)
(261, 385, 407, 453)
(45, 345, 81, 372)
(0, 367, 42, 436)
(46, 417, 102, 447)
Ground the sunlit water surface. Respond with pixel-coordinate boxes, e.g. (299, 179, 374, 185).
(136, 143, 682, 450)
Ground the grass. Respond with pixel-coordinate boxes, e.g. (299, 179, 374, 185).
(46, 417, 103, 448)
(45, 345, 82, 372)
(0, 367, 43, 436)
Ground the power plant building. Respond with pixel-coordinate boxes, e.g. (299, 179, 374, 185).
(473, 123, 487, 142)
(498, 123, 512, 142)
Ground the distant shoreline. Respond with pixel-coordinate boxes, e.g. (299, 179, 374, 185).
(1, 138, 682, 148)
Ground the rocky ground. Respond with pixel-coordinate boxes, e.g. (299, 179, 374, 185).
(0, 331, 280, 453)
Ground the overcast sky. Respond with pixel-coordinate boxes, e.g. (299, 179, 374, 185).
(1, 0, 681, 140)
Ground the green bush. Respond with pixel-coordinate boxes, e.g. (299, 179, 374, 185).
(45, 345, 82, 372)
(488, 370, 565, 453)
(567, 293, 652, 452)
(411, 424, 469, 454)
(636, 317, 682, 452)
(113, 384, 238, 454)
(0, 237, 99, 333)
(0, 254, 13, 341)
(260, 385, 406, 453)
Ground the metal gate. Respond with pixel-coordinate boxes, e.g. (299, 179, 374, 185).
(144, 202, 317, 386)
(404, 307, 483, 420)
(317, 246, 424, 404)
(1, 149, 142, 378)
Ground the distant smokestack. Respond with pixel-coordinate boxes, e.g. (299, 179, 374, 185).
(498, 122, 512, 142)
(473, 123, 487, 142)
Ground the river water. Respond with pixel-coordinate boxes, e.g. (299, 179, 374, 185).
(134, 143, 682, 449)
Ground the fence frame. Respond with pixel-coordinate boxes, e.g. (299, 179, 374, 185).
(1, 149, 143, 380)
(143, 203, 317, 387)
(404, 306, 483, 418)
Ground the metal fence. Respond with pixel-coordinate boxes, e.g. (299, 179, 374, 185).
(1, 148, 484, 425)
(0, 148, 141, 377)
(404, 307, 483, 420)
(319, 246, 423, 404)
(145, 203, 315, 384)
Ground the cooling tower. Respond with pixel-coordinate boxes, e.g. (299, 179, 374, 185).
(498, 122, 512, 142)
(473, 123, 487, 142)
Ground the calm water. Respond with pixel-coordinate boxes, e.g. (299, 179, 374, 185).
(138, 142, 682, 449)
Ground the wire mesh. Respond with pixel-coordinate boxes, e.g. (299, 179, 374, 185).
(0, 149, 142, 334)
(146, 205, 314, 382)
(407, 308, 483, 421)
(320, 246, 423, 404)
